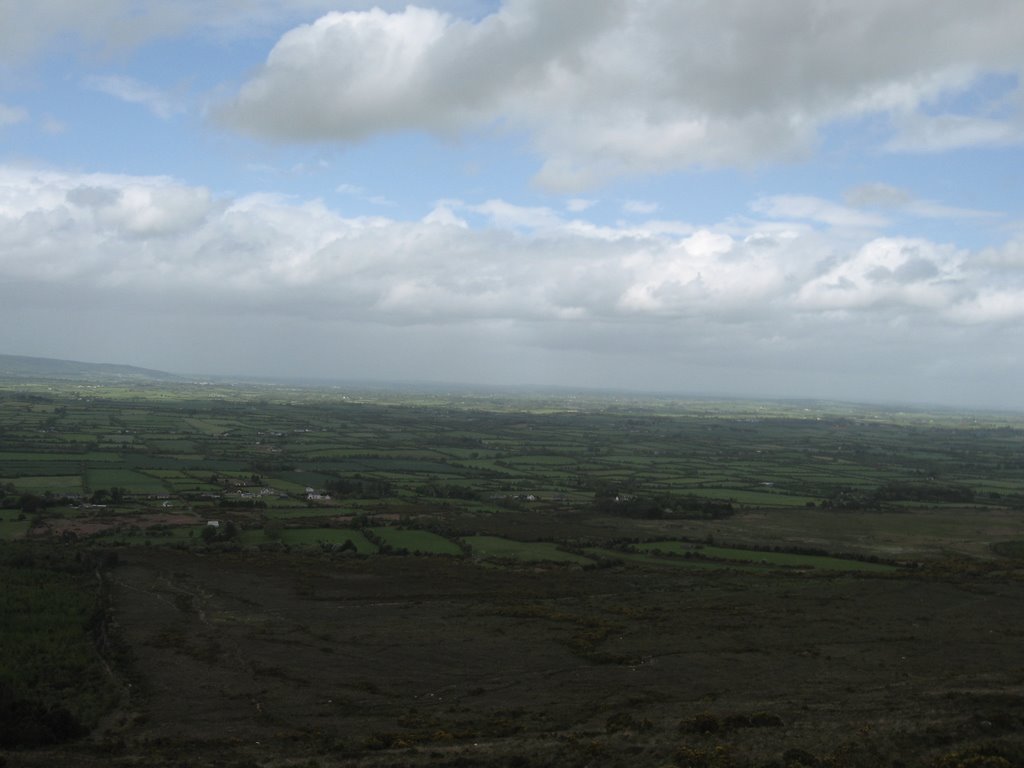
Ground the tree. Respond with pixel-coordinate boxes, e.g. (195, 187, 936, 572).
(19, 493, 46, 514)
(200, 521, 237, 543)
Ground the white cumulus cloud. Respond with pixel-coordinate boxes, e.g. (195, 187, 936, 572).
(215, 0, 1024, 189)
(2, 164, 1021, 331)
(3, 163, 1024, 405)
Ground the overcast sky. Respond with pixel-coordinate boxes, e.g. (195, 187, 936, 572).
(2, 1, 1024, 408)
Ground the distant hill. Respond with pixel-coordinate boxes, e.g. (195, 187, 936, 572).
(0, 354, 181, 383)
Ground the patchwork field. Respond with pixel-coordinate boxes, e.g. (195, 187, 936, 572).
(3, 378, 1024, 766)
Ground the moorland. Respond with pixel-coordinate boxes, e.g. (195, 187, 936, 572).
(3, 369, 1024, 767)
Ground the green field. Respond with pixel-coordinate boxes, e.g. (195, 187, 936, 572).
(240, 527, 378, 553)
(86, 469, 168, 495)
(636, 541, 897, 572)
(463, 535, 594, 565)
(3, 379, 1024, 566)
(4, 375, 1024, 766)
(9, 475, 82, 495)
(368, 527, 463, 555)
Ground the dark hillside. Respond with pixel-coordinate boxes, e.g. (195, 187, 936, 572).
(0, 354, 180, 382)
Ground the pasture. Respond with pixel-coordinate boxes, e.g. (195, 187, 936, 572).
(635, 540, 897, 572)
(240, 526, 378, 553)
(4, 379, 1024, 566)
(5, 378, 1024, 765)
(368, 526, 463, 555)
(463, 535, 594, 564)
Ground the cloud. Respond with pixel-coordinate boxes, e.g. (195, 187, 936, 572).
(797, 237, 970, 315)
(844, 183, 913, 209)
(0, 103, 28, 127)
(216, 1, 621, 143)
(40, 115, 66, 134)
(336, 183, 394, 207)
(3, 163, 1024, 404)
(751, 195, 889, 229)
(845, 182, 997, 220)
(85, 75, 183, 119)
(468, 199, 567, 231)
(2, 164, 1020, 330)
(422, 201, 468, 228)
(622, 200, 659, 216)
(945, 288, 1024, 324)
(566, 198, 596, 213)
(0, 1, 491, 63)
(885, 113, 1022, 152)
(215, 0, 1024, 189)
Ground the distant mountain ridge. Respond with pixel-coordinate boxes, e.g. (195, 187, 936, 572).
(0, 354, 180, 382)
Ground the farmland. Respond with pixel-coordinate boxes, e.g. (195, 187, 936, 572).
(3, 375, 1024, 766)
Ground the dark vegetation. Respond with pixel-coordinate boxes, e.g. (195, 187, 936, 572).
(2, 373, 1024, 766)
(0, 543, 118, 749)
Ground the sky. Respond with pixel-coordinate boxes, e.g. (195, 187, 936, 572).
(2, 1, 1024, 409)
